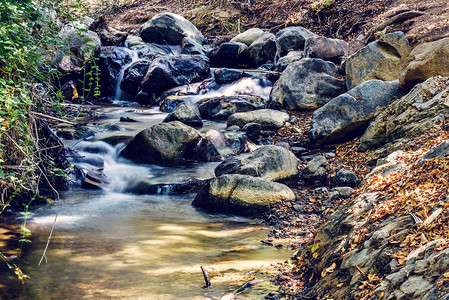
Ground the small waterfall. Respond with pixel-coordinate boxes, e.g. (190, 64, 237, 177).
(114, 48, 139, 101)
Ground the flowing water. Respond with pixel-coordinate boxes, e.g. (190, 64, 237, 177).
(0, 49, 288, 299)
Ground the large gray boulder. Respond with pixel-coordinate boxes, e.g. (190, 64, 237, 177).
(227, 109, 289, 130)
(399, 37, 449, 92)
(197, 96, 264, 120)
(309, 80, 400, 146)
(345, 31, 410, 90)
(120, 60, 152, 96)
(192, 174, 295, 215)
(163, 102, 203, 127)
(215, 145, 299, 182)
(120, 121, 201, 165)
(140, 54, 210, 95)
(139, 12, 204, 45)
(247, 32, 277, 67)
(230, 28, 265, 46)
(360, 76, 449, 149)
(268, 58, 345, 110)
(275, 26, 317, 57)
(304, 36, 349, 63)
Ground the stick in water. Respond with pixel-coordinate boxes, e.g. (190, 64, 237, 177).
(201, 265, 211, 288)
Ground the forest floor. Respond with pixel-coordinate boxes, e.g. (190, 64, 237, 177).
(88, 0, 449, 50)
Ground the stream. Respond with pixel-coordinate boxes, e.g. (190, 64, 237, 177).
(1, 48, 289, 299)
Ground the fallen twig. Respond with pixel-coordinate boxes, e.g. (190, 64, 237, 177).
(201, 265, 211, 288)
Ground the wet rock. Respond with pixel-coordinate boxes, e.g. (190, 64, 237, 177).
(227, 109, 289, 130)
(140, 54, 210, 96)
(231, 28, 265, 46)
(136, 43, 173, 60)
(163, 102, 203, 127)
(97, 46, 132, 95)
(119, 117, 137, 122)
(308, 80, 400, 146)
(399, 37, 449, 92)
(130, 178, 206, 195)
(159, 95, 190, 112)
(242, 122, 261, 141)
(120, 60, 152, 96)
(345, 31, 410, 89)
(135, 91, 157, 106)
(247, 32, 277, 67)
(275, 26, 317, 57)
(274, 51, 304, 72)
(268, 58, 345, 110)
(120, 121, 201, 165)
(192, 174, 295, 215)
(302, 155, 328, 183)
(139, 12, 205, 45)
(209, 42, 248, 68)
(213, 68, 245, 85)
(215, 145, 299, 182)
(304, 36, 349, 63)
(360, 76, 449, 150)
(181, 37, 208, 55)
(197, 96, 263, 120)
(333, 169, 360, 187)
(61, 80, 79, 101)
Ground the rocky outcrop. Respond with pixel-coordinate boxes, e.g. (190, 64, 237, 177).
(120, 60, 152, 96)
(215, 145, 299, 182)
(304, 36, 349, 63)
(268, 58, 345, 110)
(399, 37, 449, 92)
(309, 80, 400, 146)
(140, 54, 210, 95)
(197, 96, 263, 120)
(275, 26, 317, 57)
(163, 102, 203, 127)
(192, 174, 295, 215)
(227, 109, 289, 130)
(360, 76, 449, 150)
(345, 31, 410, 89)
(230, 28, 265, 46)
(120, 121, 201, 165)
(139, 12, 205, 45)
(247, 32, 277, 67)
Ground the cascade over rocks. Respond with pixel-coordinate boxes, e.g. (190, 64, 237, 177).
(139, 12, 205, 45)
(268, 58, 345, 110)
(120, 121, 201, 165)
(192, 174, 295, 215)
(227, 109, 289, 130)
(345, 31, 410, 90)
(230, 28, 265, 46)
(197, 96, 264, 120)
(275, 26, 317, 57)
(215, 145, 299, 182)
(140, 54, 210, 96)
(360, 76, 449, 150)
(304, 36, 349, 63)
(209, 42, 248, 67)
(163, 101, 203, 127)
(399, 37, 449, 92)
(247, 32, 277, 67)
(120, 60, 152, 96)
(97, 46, 132, 95)
(309, 80, 400, 146)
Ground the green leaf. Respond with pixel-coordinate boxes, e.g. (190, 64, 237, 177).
(311, 243, 320, 253)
